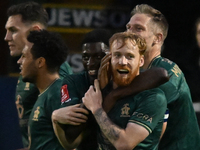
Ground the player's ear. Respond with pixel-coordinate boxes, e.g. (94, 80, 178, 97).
(156, 33, 163, 43)
(31, 25, 42, 31)
(37, 57, 46, 68)
(139, 55, 144, 67)
(153, 33, 163, 44)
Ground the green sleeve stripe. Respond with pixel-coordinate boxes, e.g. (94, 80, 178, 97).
(129, 120, 152, 133)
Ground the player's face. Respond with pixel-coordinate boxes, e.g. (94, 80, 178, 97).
(5, 14, 31, 57)
(17, 43, 38, 83)
(111, 39, 144, 89)
(82, 42, 108, 84)
(126, 13, 155, 52)
(196, 22, 200, 48)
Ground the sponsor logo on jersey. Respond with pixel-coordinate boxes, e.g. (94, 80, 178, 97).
(132, 112, 152, 123)
(61, 84, 71, 104)
(171, 64, 181, 77)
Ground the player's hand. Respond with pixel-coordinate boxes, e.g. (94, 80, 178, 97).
(98, 53, 112, 89)
(82, 79, 102, 113)
(52, 104, 89, 126)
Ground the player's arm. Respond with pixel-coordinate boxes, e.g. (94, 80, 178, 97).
(160, 109, 169, 139)
(52, 104, 89, 149)
(52, 120, 80, 150)
(97, 109, 150, 149)
(110, 67, 169, 97)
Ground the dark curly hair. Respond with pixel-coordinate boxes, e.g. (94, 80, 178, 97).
(82, 29, 113, 47)
(7, 1, 48, 28)
(27, 30, 69, 73)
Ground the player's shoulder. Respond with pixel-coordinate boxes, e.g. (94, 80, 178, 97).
(59, 61, 73, 78)
(62, 71, 87, 84)
(155, 56, 176, 70)
(153, 56, 183, 79)
(45, 79, 63, 101)
(48, 78, 63, 93)
(134, 88, 167, 107)
(136, 88, 165, 101)
(145, 88, 165, 97)
(16, 75, 37, 92)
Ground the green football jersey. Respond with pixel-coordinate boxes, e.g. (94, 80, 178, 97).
(29, 78, 64, 150)
(61, 71, 98, 150)
(148, 56, 200, 150)
(97, 86, 167, 150)
(16, 61, 72, 147)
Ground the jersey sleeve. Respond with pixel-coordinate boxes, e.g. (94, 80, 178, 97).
(129, 88, 167, 133)
(59, 61, 73, 79)
(61, 77, 81, 108)
(60, 72, 90, 108)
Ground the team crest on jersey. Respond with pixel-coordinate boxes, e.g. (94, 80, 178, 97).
(24, 82, 30, 90)
(61, 84, 71, 104)
(120, 103, 130, 117)
(16, 95, 24, 119)
(32, 106, 40, 121)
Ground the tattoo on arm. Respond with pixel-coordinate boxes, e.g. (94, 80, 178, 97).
(94, 108, 121, 143)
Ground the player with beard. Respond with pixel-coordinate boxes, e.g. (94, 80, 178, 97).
(82, 32, 167, 150)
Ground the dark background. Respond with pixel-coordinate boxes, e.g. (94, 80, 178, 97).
(1, 0, 200, 75)
(0, 0, 200, 149)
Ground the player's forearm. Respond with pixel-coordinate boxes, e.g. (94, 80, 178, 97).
(59, 122, 87, 143)
(93, 107, 124, 149)
(52, 120, 81, 150)
(52, 112, 83, 149)
(52, 121, 73, 149)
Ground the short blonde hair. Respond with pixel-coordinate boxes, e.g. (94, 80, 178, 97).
(131, 4, 168, 41)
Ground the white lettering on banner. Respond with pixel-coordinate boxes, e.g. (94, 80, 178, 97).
(93, 11, 107, 27)
(73, 10, 94, 27)
(48, 8, 56, 25)
(58, 8, 71, 26)
(67, 54, 84, 73)
(46, 7, 129, 29)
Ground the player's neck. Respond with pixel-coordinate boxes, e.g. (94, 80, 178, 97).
(143, 48, 161, 69)
(36, 72, 60, 94)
